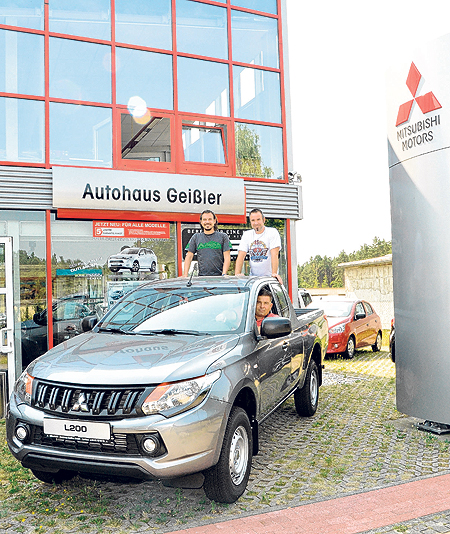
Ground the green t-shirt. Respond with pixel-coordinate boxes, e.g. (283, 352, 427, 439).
(186, 231, 230, 276)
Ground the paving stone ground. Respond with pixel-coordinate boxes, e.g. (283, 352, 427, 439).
(2, 349, 450, 534)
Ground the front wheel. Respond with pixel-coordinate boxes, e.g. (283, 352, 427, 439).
(372, 331, 382, 352)
(203, 407, 252, 503)
(294, 359, 319, 417)
(131, 261, 139, 273)
(344, 336, 355, 359)
(150, 261, 156, 273)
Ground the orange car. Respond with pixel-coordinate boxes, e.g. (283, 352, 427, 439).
(315, 299, 382, 359)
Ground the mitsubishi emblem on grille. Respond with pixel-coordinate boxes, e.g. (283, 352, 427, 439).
(72, 393, 90, 412)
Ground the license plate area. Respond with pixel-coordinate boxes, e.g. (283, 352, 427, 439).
(43, 418, 111, 442)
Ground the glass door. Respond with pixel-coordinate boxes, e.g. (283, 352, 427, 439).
(0, 237, 15, 397)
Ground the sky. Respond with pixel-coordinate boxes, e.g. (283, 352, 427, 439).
(286, 0, 450, 264)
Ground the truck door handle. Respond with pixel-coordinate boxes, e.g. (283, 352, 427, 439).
(282, 341, 289, 351)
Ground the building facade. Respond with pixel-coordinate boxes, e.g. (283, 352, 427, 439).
(338, 255, 393, 330)
(0, 0, 301, 391)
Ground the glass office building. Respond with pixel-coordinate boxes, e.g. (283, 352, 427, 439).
(0, 0, 300, 392)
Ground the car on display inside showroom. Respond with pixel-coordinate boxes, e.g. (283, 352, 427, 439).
(107, 247, 157, 273)
(7, 276, 328, 503)
(313, 298, 382, 359)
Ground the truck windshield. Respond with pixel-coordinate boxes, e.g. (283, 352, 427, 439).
(98, 286, 250, 335)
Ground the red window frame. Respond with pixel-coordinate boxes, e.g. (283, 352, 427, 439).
(114, 107, 175, 173)
(175, 113, 233, 176)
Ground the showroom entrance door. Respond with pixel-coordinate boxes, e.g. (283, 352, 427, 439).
(0, 237, 15, 401)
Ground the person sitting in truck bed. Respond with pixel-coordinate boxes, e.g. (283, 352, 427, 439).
(255, 288, 279, 332)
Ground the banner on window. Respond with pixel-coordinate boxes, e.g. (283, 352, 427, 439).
(94, 221, 170, 239)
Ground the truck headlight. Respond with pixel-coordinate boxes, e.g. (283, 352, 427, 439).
(330, 323, 346, 334)
(141, 370, 221, 417)
(14, 371, 34, 405)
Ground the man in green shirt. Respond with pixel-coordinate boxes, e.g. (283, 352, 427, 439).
(183, 210, 231, 276)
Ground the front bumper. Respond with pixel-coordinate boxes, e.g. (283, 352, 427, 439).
(7, 393, 229, 480)
(326, 333, 347, 354)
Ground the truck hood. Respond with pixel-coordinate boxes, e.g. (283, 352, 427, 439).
(27, 332, 240, 386)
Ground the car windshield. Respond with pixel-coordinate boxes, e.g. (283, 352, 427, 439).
(98, 286, 250, 335)
(321, 301, 353, 317)
(121, 248, 138, 255)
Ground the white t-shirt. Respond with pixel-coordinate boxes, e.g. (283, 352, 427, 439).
(238, 227, 281, 276)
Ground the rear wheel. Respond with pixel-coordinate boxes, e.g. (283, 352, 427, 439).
(109, 267, 119, 273)
(31, 469, 76, 484)
(294, 359, 319, 417)
(372, 331, 382, 352)
(203, 407, 252, 503)
(344, 336, 355, 359)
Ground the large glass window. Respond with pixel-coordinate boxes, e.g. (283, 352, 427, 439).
(116, 48, 173, 110)
(0, 29, 44, 96)
(0, 211, 46, 369)
(51, 218, 177, 340)
(178, 57, 229, 116)
(176, 0, 227, 60)
(121, 114, 171, 162)
(231, 0, 277, 15)
(231, 10, 279, 68)
(233, 66, 281, 123)
(115, 0, 172, 50)
(0, 97, 44, 163)
(49, 0, 111, 41)
(50, 103, 112, 167)
(235, 122, 283, 179)
(49, 37, 111, 103)
(0, 0, 44, 30)
(182, 121, 226, 164)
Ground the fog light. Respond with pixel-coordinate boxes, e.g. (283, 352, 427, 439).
(15, 423, 29, 442)
(142, 435, 160, 455)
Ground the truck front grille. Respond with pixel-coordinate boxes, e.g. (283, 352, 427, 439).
(33, 381, 150, 419)
(30, 425, 140, 455)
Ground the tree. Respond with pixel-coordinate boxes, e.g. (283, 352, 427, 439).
(297, 237, 392, 288)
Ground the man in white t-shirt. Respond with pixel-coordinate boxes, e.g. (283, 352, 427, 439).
(235, 209, 282, 283)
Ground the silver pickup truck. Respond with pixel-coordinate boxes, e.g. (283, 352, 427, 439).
(7, 276, 328, 503)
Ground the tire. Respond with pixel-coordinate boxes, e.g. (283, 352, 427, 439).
(372, 331, 382, 352)
(203, 407, 252, 503)
(294, 359, 319, 417)
(344, 336, 355, 359)
(31, 469, 76, 484)
(131, 261, 140, 273)
(109, 267, 119, 273)
(150, 261, 156, 273)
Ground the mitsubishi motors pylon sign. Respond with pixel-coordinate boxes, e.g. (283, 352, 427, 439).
(387, 33, 450, 425)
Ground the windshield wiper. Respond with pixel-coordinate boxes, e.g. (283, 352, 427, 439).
(97, 326, 136, 335)
(141, 329, 209, 336)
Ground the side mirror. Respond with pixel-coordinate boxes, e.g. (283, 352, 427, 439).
(81, 316, 98, 332)
(260, 317, 292, 338)
(355, 312, 366, 320)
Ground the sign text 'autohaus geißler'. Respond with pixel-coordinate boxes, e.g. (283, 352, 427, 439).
(53, 168, 245, 216)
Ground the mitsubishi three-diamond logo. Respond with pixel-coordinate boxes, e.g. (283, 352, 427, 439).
(396, 62, 441, 126)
